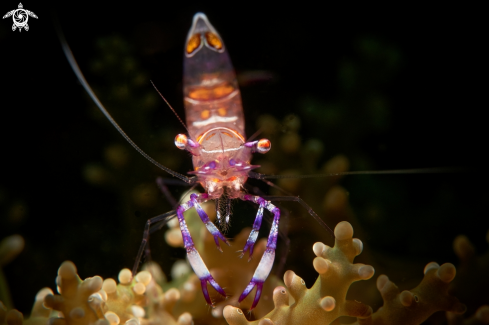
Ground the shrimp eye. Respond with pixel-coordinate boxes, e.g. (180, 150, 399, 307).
(257, 139, 271, 154)
(175, 134, 188, 150)
(205, 32, 223, 51)
(186, 33, 202, 55)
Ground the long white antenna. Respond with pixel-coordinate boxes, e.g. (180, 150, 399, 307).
(56, 27, 192, 184)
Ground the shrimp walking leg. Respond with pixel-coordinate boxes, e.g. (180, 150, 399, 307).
(190, 193, 230, 251)
(242, 185, 292, 275)
(176, 198, 227, 306)
(239, 195, 267, 261)
(132, 210, 177, 276)
(238, 195, 281, 310)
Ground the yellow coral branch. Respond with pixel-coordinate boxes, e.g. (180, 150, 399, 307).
(223, 221, 374, 325)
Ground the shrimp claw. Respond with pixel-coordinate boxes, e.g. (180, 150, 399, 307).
(239, 195, 281, 310)
(177, 199, 227, 306)
(191, 193, 230, 251)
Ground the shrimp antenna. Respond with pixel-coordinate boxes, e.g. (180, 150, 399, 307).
(246, 128, 263, 142)
(150, 80, 189, 133)
(250, 167, 465, 180)
(56, 26, 193, 184)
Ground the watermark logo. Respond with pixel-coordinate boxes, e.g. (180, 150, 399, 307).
(3, 3, 37, 32)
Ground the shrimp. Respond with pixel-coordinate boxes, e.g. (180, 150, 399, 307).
(58, 12, 329, 311)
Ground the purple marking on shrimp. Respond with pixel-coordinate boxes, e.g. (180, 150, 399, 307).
(238, 248, 276, 310)
(266, 207, 280, 250)
(239, 280, 258, 302)
(199, 274, 226, 306)
(200, 193, 209, 200)
(244, 141, 256, 148)
(177, 197, 227, 306)
(190, 193, 229, 251)
(229, 158, 236, 166)
(200, 279, 211, 305)
(208, 276, 226, 296)
(187, 138, 200, 148)
(176, 205, 195, 248)
(240, 197, 266, 260)
(238, 196, 280, 310)
(207, 160, 217, 169)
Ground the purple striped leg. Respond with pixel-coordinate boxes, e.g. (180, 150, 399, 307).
(239, 194, 280, 310)
(239, 195, 266, 261)
(190, 193, 230, 251)
(177, 195, 227, 306)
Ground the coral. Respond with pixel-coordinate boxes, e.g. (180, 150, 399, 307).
(223, 222, 469, 325)
(0, 260, 192, 325)
(0, 235, 24, 268)
(41, 261, 192, 325)
(362, 263, 465, 325)
(224, 221, 375, 324)
(1, 288, 52, 325)
(0, 235, 24, 310)
(3, 223, 489, 325)
(450, 231, 489, 315)
(447, 306, 489, 325)
(43, 261, 106, 325)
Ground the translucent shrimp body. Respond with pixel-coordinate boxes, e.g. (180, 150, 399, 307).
(176, 13, 267, 199)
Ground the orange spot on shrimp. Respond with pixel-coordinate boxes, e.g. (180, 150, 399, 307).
(189, 88, 209, 100)
(227, 176, 237, 181)
(188, 83, 235, 101)
(201, 110, 210, 119)
(218, 107, 227, 116)
(205, 32, 223, 50)
(235, 131, 245, 142)
(186, 33, 202, 55)
(214, 84, 233, 98)
(204, 132, 216, 141)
